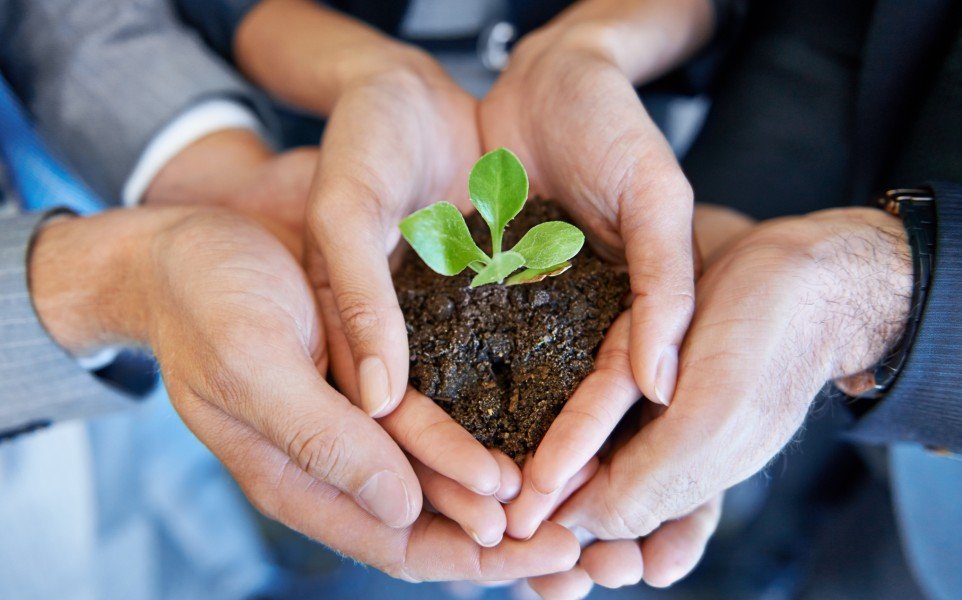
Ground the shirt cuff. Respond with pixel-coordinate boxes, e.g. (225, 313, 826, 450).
(75, 346, 122, 371)
(121, 99, 264, 206)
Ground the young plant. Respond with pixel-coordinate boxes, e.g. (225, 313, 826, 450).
(399, 148, 585, 288)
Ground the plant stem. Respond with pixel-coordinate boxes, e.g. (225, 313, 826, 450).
(491, 225, 503, 256)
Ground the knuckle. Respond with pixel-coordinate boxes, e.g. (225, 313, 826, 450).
(192, 351, 256, 414)
(246, 483, 283, 523)
(379, 528, 419, 582)
(335, 288, 384, 338)
(286, 426, 351, 483)
(476, 545, 505, 580)
(600, 494, 657, 539)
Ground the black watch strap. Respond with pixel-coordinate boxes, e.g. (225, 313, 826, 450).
(859, 188, 937, 400)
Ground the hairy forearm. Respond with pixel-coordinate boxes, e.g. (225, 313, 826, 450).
(28, 208, 192, 356)
(522, 0, 715, 83)
(234, 0, 433, 114)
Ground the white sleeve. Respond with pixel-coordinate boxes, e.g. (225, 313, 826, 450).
(121, 99, 265, 206)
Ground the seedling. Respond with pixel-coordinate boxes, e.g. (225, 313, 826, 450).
(399, 148, 585, 288)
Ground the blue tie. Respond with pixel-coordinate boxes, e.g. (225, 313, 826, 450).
(0, 74, 105, 214)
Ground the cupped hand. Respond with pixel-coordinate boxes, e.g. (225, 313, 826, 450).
(549, 206, 912, 588)
(141, 102, 516, 540)
(480, 26, 697, 412)
(304, 57, 523, 502)
(138, 207, 578, 580)
(306, 55, 480, 417)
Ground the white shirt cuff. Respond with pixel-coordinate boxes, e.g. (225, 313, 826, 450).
(75, 346, 122, 371)
(121, 99, 264, 206)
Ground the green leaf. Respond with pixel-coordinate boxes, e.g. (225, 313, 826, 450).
(505, 262, 573, 286)
(468, 148, 529, 254)
(510, 221, 585, 269)
(399, 202, 490, 276)
(470, 251, 525, 288)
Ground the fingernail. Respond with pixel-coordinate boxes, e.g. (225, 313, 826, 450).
(495, 481, 521, 503)
(469, 481, 500, 496)
(358, 356, 392, 417)
(469, 528, 502, 548)
(357, 470, 412, 528)
(655, 346, 679, 406)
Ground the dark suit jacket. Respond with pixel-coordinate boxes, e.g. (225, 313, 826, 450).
(178, 0, 962, 454)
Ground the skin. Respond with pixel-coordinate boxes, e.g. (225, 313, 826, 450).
(147, 130, 519, 546)
(160, 0, 730, 590)
(223, 2, 724, 588)
(528, 206, 912, 595)
(42, 0, 915, 591)
(27, 204, 581, 581)
(480, 0, 714, 411)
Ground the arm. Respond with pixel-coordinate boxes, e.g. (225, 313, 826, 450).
(516, 0, 715, 85)
(0, 213, 130, 437)
(20, 205, 581, 580)
(547, 205, 914, 585)
(0, 0, 267, 201)
(479, 0, 714, 418)
(850, 182, 962, 453)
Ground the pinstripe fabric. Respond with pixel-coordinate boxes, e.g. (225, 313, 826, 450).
(0, 0, 267, 203)
(0, 212, 130, 436)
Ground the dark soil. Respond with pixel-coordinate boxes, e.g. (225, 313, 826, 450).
(395, 200, 629, 462)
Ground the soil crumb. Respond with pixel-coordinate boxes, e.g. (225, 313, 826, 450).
(395, 200, 629, 462)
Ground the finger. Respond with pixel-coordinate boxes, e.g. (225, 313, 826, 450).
(527, 566, 594, 600)
(188, 402, 579, 581)
(186, 399, 580, 582)
(556, 284, 805, 539)
(527, 313, 638, 495)
(324, 293, 503, 496)
(413, 459, 506, 547)
(641, 494, 723, 588)
(175, 344, 421, 529)
(507, 458, 598, 540)
(491, 450, 522, 503)
(307, 183, 409, 418)
(579, 540, 644, 589)
(620, 158, 695, 407)
(379, 389, 502, 495)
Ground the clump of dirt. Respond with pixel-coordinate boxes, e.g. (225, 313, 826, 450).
(395, 200, 629, 462)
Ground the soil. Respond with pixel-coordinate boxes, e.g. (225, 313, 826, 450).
(395, 200, 629, 462)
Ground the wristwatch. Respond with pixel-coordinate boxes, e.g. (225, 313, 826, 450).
(857, 187, 937, 400)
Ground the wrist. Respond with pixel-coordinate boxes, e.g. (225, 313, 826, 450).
(143, 129, 273, 208)
(235, 0, 437, 113)
(804, 209, 913, 380)
(28, 208, 197, 357)
(515, 0, 714, 83)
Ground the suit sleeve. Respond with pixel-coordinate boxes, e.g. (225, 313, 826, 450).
(0, 0, 269, 202)
(0, 212, 132, 440)
(849, 182, 962, 454)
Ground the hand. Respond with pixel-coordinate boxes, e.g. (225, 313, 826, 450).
(550, 207, 912, 587)
(304, 58, 519, 500)
(501, 202, 751, 551)
(480, 0, 713, 411)
(29, 206, 580, 580)
(143, 129, 317, 251)
(140, 104, 515, 541)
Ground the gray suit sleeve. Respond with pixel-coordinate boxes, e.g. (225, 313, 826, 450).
(0, 212, 131, 437)
(0, 0, 269, 203)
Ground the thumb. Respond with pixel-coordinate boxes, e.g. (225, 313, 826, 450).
(619, 165, 695, 407)
(306, 185, 410, 418)
(183, 348, 422, 529)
